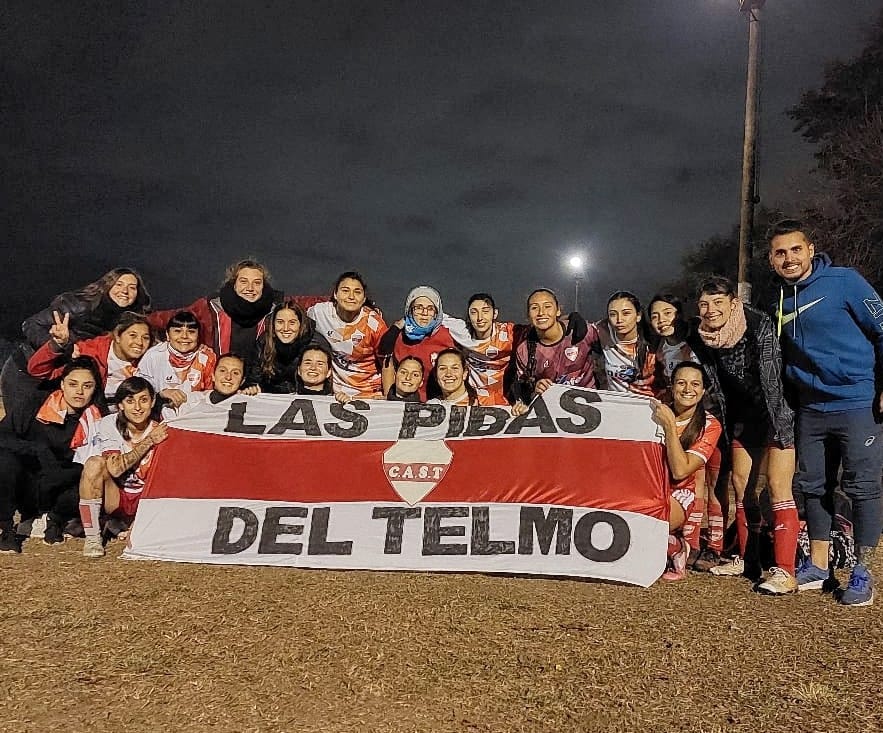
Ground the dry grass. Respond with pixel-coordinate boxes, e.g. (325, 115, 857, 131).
(2, 541, 883, 733)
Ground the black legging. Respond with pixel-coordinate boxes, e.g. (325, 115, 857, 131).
(0, 448, 82, 525)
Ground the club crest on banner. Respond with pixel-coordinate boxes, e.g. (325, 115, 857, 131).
(382, 440, 453, 505)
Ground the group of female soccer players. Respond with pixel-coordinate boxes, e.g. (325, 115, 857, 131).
(0, 259, 799, 594)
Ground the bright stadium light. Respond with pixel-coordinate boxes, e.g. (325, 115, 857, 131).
(566, 253, 587, 312)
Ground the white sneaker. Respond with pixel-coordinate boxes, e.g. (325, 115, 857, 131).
(83, 536, 105, 558)
(756, 566, 798, 595)
(709, 556, 744, 576)
(29, 513, 48, 539)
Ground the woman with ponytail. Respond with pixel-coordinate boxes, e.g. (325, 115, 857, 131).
(595, 291, 658, 397)
(652, 362, 722, 580)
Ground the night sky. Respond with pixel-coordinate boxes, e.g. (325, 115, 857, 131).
(3, 1, 880, 336)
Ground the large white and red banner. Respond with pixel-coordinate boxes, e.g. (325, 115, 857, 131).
(125, 385, 670, 586)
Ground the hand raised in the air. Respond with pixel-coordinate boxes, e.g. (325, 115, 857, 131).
(49, 311, 71, 347)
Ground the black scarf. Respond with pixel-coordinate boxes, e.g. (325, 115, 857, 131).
(274, 339, 302, 366)
(208, 390, 235, 404)
(218, 282, 276, 328)
(87, 295, 128, 334)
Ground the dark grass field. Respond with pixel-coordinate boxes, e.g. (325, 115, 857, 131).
(2, 538, 883, 733)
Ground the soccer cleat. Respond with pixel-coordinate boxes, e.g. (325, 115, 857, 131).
(82, 536, 105, 558)
(662, 538, 689, 581)
(709, 556, 744, 576)
(43, 521, 65, 546)
(840, 565, 874, 607)
(755, 566, 798, 595)
(795, 558, 837, 592)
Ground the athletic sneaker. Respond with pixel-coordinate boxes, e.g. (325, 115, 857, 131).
(83, 536, 105, 558)
(29, 513, 48, 540)
(709, 556, 744, 576)
(662, 538, 689, 581)
(840, 565, 874, 607)
(755, 566, 798, 595)
(43, 521, 64, 546)
(795, 558, 835, 592)
(691, 549, 721, 573)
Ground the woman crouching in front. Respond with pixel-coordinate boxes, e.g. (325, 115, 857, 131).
(653, 362, 722, 580)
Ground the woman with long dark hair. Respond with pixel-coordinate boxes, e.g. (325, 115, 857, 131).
(427, 348, 479, 406)
(386, 356, 424, 402)
(652, 362, 722, 580)
(77, 376, 168, 558)
(248, 301, 327, 394)
(2, 269, 152, 434)
(510, 288, 604, 410)
(308, 271, 387, 399)
(595, 291, 657, 397)
(442, 293, 524, 406)
(648, 292, 727, 571)
(21, 268, 152, 350)
(0, 356, 107, 551)
(27, 312, 153, 405)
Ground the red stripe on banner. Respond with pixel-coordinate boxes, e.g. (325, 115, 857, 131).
(142, 429, 669, 520)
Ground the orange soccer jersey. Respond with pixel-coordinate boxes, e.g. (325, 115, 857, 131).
(309, 302, 388, 398)
(455, 321, 517, 406)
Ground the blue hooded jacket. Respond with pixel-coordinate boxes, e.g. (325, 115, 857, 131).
(773, 253, 883, 411)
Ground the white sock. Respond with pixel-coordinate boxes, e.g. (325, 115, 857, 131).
(79, 499, 102, 538)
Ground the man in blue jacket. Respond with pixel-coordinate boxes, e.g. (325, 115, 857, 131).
(769, 219, 883, 606)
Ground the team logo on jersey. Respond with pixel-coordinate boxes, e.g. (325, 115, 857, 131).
(864, 296, 883, 319)
(486, 346, 499, 359)
(351, 330, 364, 346)
(564, 346, 579, 362)
(382, 440, 453, 504)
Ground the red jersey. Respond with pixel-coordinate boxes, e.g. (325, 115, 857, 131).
(670, 413, 722, 494)
(389, 326, 455, 401)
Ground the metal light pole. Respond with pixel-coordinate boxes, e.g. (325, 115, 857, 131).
(737, 0, 764, 303)
(567, 254, 585, 312)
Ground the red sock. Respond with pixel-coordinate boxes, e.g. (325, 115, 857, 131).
(771, 500, 799, 576)
(735, 502, 747, 557)
(707, 501, 725, 553)
(667, 534, 680, 557)
(681, 498, 705, 552)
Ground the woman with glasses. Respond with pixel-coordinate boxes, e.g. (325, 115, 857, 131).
(378, 286, 454, 401)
